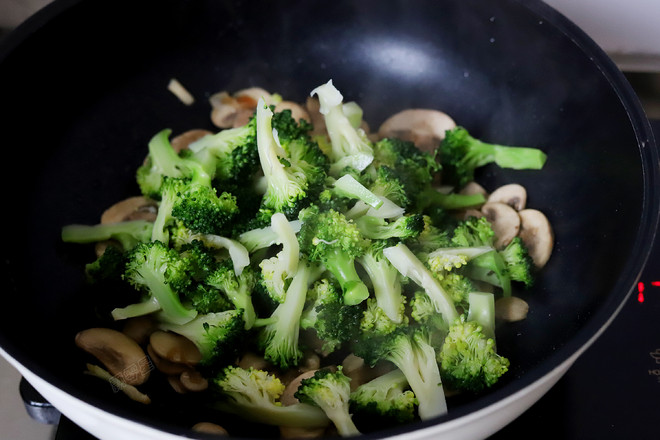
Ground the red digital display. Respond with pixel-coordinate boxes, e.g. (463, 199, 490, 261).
(637, 281, 660, 303)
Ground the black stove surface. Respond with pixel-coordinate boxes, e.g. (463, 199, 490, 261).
(33, 122, 660, 440)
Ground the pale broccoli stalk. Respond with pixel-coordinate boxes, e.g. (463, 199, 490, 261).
(259, 212, 300, 303)
(357, 241, 407, 324)
(255, 98, 310, 216)
(332, 174, 383, 209)
(349, 368, 418, 424)
(383, 243, 459, 324)
(311, 80, 374, 176)
(61, 220, 154, 252)
(205, 261, 258, 330)
(213, 366, 330, 428)
(294, 367, 360, 437)
(258, 261, 321, 369)
(466, 291, 496, 342)
(237, 219, 302, 253)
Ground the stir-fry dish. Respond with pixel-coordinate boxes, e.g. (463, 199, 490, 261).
(62, 80, 553, 437)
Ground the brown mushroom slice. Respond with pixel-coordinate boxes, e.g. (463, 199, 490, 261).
(495, 296, 530, 322)
(180, 369, 209, 392)
(275, 100, 312, 123)
(75, 328, 151, 386)
(518, 209, 554, 268)
(146, 344, 190, 376)
(305, 96, 327, 136)
(167, 375, 189, 394)
(279, 425, 325, 439)
(378, 109, 456, 153)
(149, 330, 202, 366)
(192, 422, 229, 435)
(487, 184, 527, 211)
(122, 316, 157, 346)
(480, 202, 521, 249)
(459, 181, 488, 197)
(237, 351, 273, 371)
(281, 370, 318, 406)
(100, 196, 158, 224)
(170, 129, 213, 153)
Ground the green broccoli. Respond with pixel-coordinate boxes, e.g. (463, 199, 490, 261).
(112, 240, 197, 325)
(204, 260, 258, 330)
(158, 310, 245, 368)
(258, 212, 301, 303)
(61, 220, 154, 252)
(349, 368, 418, 425)
(311, 80, 374, 176)
(294, 367, 360, 437)
(355, 327, 447, 421)
(357, 240, 407, 324)
(300, 278, 362, 354)
(258, 260, 321, 369)
(298, 205, 371, 306)
(439, 316, 509, 393)
(405, 215, 453, 254)
(499, 236, 535, 287)
(212, 366, 330, 428)
(439, 126, 547, 188)
(83, 245, 128, 284)
(354, 214, 424, 241)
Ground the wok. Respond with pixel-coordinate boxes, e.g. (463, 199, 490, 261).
(0, 0, 658, 439)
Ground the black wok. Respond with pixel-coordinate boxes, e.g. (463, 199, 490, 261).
(0, 0, 658, 439)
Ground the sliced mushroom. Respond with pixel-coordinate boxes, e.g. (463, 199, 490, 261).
(210, 87, 273, 129)
(192, 422, 229, 435)
(495, 296, 530, 322)
(275, 100, 311, 123)
(237, 351, 272, 371)
(170, 129, 213, 153)
(459, 181, 488, 197)
(279, 425, 325, 439)
(146, 344, 190, 376)
(281, 370, 318, 406)
(167, 375, 189, 394)
(84, 363, 151, 404)
(378, 109, 456, 153)
(305, 96, 327, 136)
(518, 209, 554, 268)
(487, 184, 527, 211)
(481, 202, 521, 249)
(75, 328, 151, 386)
(180, 369, 209, 392)
(299, 351, 321, 373)
(122, 316, 157, 346)
(100, 196, 158, 224)
(149, 331, 202, 366)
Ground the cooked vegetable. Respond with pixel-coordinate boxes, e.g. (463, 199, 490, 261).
(64, 80, 552, 437)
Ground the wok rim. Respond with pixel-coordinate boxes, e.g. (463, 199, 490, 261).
(0, 0, 659, 438)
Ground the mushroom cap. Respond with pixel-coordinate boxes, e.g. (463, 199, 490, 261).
(378, 108, 456, 152)
(100, 196, 157, 224)
(149, 330, 201, 366)
(480, 202, 521, 249)
(275, 100, 312, 123)
(495, 296, 530, 322)
(487, 184, 527, 211)
(170, 129, 213, 153)
(75, 328, 151, 386)
(518, 209, 554, 268)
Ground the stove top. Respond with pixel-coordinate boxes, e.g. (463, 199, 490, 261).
(20, 122, 660, 440)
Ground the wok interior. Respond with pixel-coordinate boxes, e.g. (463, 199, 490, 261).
(0, 0, 650, 437)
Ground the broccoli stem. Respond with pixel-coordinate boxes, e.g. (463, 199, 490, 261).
(324, 407, 360, 437)
(358, 251, 405, 323)
(383, 243, 458, 324)
(213, 401, 330, 428)
(61, 221, 153, 251)
(323, 248, 370, 306)
(111, 297, 161, 320)
(417, 189, 486, 211)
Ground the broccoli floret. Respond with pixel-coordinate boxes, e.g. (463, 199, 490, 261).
(185, 283, 234, 315)
(258, 261, 321, 369)
(205, 260, 258, 330)
(451, 216, 496, 248)
(426, 246, 493, 273)
(159, 310, 245, 368)
(112, 240, 197, 325)
(349, 368, 418, 425)
(61, 220, 154, 252)
(187, 116, 259, 182)
(359, 297, 402, 335)
(405, 215, 453, 254)
(439, 126, 547, 188)
(439, 316, 509, 393)
(298, 205, 371, 306)
(294, 367, 360, 437)
(311, 80, 374, 176)
(177, 239, 217, 281)
(255, 98, 324, 218)
(301, 279, 362, 354)
(365, 165, 411, 208)
(84, 245, 128, 284)
(357, 240, 407, 324)
(355, 327, 447, 421)
(212, 366, 330, 428)
(258, 213, 300, 304)
(170, 183, 239, 236)
(136, 129, 212, 198)
(500, 236, 535, 287)
(371, 137, 440, 202)
(383, 243, 459, 324)
(355, 214, 424, 241)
